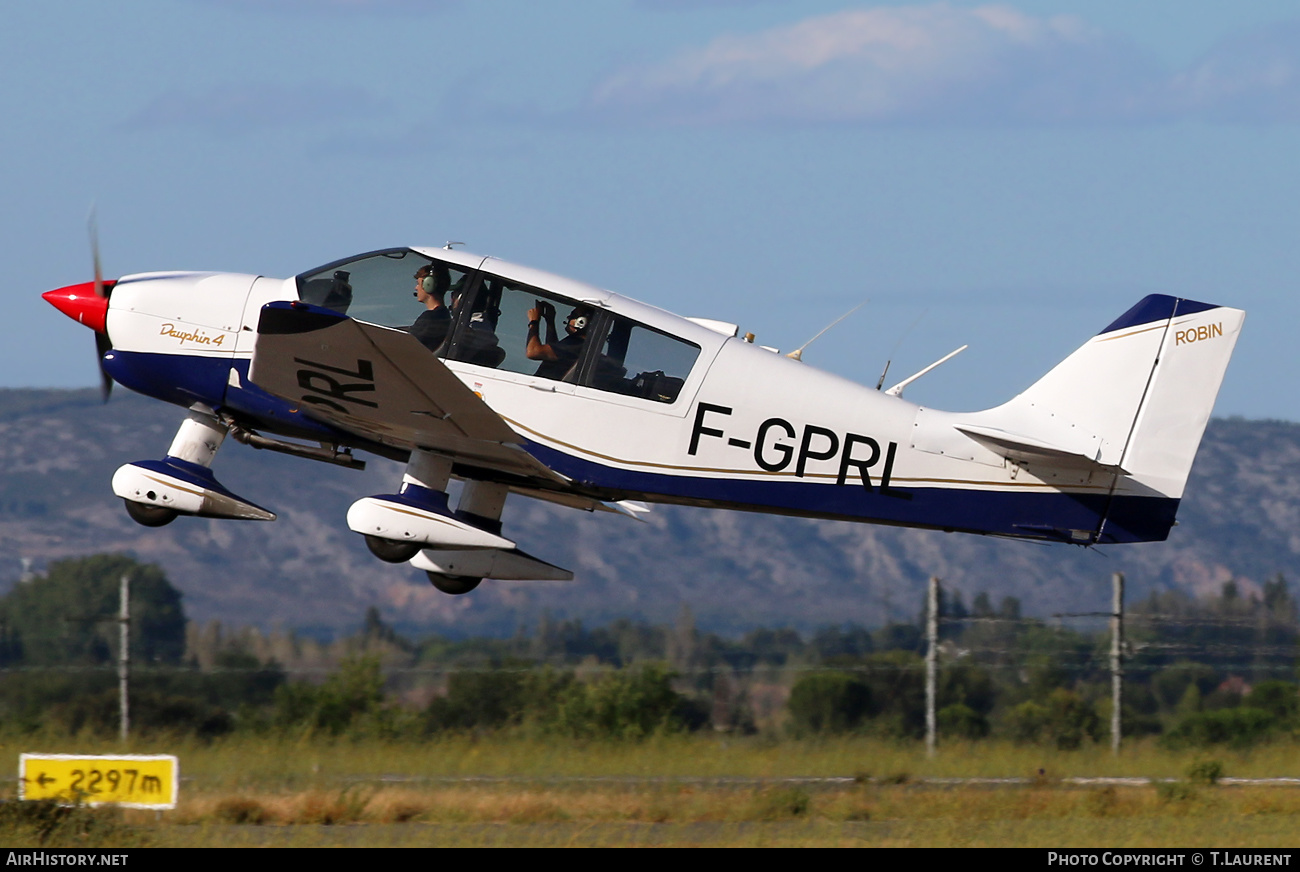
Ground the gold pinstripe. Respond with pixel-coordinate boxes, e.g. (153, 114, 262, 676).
(500, 416, 1114, 493)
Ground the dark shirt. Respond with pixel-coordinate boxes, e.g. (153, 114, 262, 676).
(534, 332, 585, 380)
(409, 307, 451, 353)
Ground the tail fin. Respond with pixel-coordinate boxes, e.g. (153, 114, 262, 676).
(1008, 295, 1242, 489)
(946, 295, 1243, 542)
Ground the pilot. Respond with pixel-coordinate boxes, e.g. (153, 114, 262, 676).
(408, 264, 452, 353)
(527, 301, 593, 380)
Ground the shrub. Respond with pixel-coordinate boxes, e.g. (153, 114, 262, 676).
(1243, 681, 1299, 723)
(0, 800, 146, 848)
(787, 672, 871, 736)
(749, 787, 811, 820)
(272, 655, 391, 737)
(426, 667, 531, 732)
(1043, 690, 1101, 750)
(45, 688, 233, 739)
(1006, 700, 1049, 744)
(938, 663, 996, 717)
(214, 797, 271, 825)
(1186, 759, 1224, 785)
(1005, 691, 1100, 749)
(542, 663, 689, 740)
(1162, 708, 1275, 749)
(1152, 662, 1217, 713)
(937, 703, 989, 740)
(859, 651, 926, 738)
(1156, 781, 1198, 803)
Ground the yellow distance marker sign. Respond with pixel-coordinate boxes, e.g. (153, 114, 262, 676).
(19, 754, 178, 809)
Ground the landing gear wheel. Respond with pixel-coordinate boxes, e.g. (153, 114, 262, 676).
(425, 572, 482, 595)
(123, 499, 178, 527)
(364, 535, 421, 564)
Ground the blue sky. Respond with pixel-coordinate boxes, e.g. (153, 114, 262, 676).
(7, 1, 1300, 418)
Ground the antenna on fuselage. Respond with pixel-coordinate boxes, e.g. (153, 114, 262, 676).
(884, 345, 968, 398)
(444, 241, 465, 250)
(786, 301, 867, 362)
(876, 308, 928, 390)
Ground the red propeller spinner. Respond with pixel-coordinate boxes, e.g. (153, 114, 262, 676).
(43, 280, 114, 333)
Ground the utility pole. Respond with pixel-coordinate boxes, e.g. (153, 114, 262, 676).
(119, 573, 130, 743)
(926, 576, 939, 758)
(1110, 572, 1124, 755)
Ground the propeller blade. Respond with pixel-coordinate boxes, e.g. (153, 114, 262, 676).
(88, 205, 113, 401)
(88, 206, 105, 299)
(95, 331, 114, 402)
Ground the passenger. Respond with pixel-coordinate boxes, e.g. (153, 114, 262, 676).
(527, 301, 593, 380)
(408, 264, 452, 352)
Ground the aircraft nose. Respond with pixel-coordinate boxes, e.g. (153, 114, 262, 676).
(43, 281, 110, 333)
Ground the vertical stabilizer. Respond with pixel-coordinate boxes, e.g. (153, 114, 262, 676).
(988, 295, 1243, 497)
(1115, 298, 1245, 499)
(944, 294, 1244, 542)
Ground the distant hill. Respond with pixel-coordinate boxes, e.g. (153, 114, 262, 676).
(0, 389, 1295, 637)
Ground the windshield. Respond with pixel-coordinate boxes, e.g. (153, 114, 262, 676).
(296, 249, 475, 350)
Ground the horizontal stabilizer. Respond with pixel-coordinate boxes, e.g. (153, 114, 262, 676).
(603, 499, 651, 520)
(955, 424, 1128, 473)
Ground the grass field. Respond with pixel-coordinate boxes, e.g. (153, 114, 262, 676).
(4, 735, 1300, 847)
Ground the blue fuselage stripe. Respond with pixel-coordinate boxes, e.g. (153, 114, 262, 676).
(103, 350, 1177, 544)
(524, 442, 1175, 544)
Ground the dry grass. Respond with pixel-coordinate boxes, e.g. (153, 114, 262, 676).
(163, 780, 1300, 825)
(7, 731, 1294, 786)
(6, 734, 1300, 846)
(107, 781, 1300, 847)
(5, 779, 1293, 847)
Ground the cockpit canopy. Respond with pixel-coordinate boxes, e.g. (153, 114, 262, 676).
(296, 248, 701, 405)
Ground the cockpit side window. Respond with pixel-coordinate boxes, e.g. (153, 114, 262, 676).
(583, 315, 699, 404)
(446, 274, 590, 381)
(438, 270, 699, 400)
(296, 249, 475, 356)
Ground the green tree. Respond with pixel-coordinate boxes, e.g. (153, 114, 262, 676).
(0, 555, 184, 666)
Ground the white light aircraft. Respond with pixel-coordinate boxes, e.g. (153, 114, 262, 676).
(44, 245, 1244, 595)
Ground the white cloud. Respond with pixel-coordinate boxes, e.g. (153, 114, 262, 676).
(1173, 22, 1300, 123)
(587, 3, 1300, 127)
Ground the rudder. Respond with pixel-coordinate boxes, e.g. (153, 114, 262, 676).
(950, 294, 1244, 542)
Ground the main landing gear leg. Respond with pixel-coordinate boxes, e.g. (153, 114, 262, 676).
(350, 447, 515, 564)
(421, 481, 511, 594)
(358, 449, 455, 564)
(113, 405, 275, 526)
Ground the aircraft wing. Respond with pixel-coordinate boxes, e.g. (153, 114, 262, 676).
(248, 302, 566, 483)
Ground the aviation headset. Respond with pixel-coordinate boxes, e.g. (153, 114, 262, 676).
(415, 266, 444, 297)
(566, 311, 589, 332)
